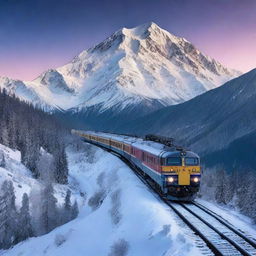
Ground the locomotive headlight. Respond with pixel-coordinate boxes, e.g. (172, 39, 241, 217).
(167, 177, 174, 183)
(193, 177, 200, 183)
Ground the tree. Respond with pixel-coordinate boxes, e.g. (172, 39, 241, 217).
(223, 173, 235, 204)
(215, 169, 226, 204)
(36, 148, 55, 183)
(40, 183, 58, 233)
(71, 200, 79, 220)
(64, 189, 72, 222)
(17, 193, 33, 242)
(236, 172, 251, 214)
(53, 143, 68, 184)
(0, 124, 9, 147)
(0, 180, 18, 249)
(236, 171, 256, 222)
(0, 153, 6, 168)
(0, 89, 69, 184)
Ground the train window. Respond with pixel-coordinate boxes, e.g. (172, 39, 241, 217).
(185, 157, 199, 166)
(166, 157, 181, 166)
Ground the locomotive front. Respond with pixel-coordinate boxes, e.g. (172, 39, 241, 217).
(161, 150, 201, 200)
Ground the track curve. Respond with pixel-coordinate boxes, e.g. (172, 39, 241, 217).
(82, 140, 256, 256)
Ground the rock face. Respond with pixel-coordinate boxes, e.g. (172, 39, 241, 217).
(0, 22, 239, 114)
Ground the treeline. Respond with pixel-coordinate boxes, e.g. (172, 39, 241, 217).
(0, 89, 68, 184)
(200, 168, 256, 222)
(0, 180, 78, 249)
(0, 89, 80, 249)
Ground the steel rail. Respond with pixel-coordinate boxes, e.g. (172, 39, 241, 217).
(193, 202, 256, 250)
(180, 203, 251, 256)
(79, 138, 255, 256)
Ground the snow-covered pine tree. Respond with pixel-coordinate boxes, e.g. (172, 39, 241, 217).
(53, 142, 68, 184)
(17, 193, 33, 242)
(248, 182, 256, 222)
(237, 171, 256, 222)
(64, 189, 72, 222)
(36, 148, 55, 182)
(7, 115, 16, 149)
(0, 180, 18, 249)
(0, 124, 9, 147)
(71, 200, 79, 220)
(0, 153, 6, 168)
(40, 183, 58, 233)
(215, 169, 227, 204)
(0, 186, 7, 249)
(0, 89, 69, 184)
(236, 172, 251, 214)
(223, 173, 235, 204)
(21, 131, 41, 178)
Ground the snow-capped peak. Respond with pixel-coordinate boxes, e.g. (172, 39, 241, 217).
(0, 22, 240, 112)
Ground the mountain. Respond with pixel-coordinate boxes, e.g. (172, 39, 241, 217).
(0, 22, 239, 116)
(0, 76, 54, 111)
(117, 69, 256, 169)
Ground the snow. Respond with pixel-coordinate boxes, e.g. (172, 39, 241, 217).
(2, 142, 203, 256)
(0, 22, 240, 113)
(2, 142, 256, 255)
(0, 144, 36, 206)
(0, 144, 76, 208)
(196, 199, 256, 240)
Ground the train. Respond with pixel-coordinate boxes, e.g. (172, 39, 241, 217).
(71, 130, 201, 201)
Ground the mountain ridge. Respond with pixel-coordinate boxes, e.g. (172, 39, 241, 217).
(115, 68, 256, 169)
(0, 22, 240, 114)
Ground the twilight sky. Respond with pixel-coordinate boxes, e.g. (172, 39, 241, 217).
(1, 0, 256, 80)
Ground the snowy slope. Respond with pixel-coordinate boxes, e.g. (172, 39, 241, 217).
(3, 141, 256, 256)
(0, 143, 77, 209)
(0, 22, 239, 113)
(0, 144, 36, 206)
(2, 142, 205, 256)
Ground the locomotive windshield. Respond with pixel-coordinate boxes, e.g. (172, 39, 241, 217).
(185, 157, 199, 166)
(166, 157, 181, 166)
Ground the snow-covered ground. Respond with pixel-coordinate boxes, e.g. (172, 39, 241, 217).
(1, 142, 256, 256)
(0, 144, 76, 208)
(0, 143, 34, 206)
(1, 142, 202, 256)
(196, 199, 256, 240)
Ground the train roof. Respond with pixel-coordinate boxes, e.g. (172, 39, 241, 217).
(75, 130, 199, 158)
(82, 130, 166, 155)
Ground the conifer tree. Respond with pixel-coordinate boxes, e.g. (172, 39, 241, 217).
(53, 143, 68, 184)
(0, 89, 69, 183)
(215, 169, 226, 204)
(41, 183, 58, 233)
(17, 193, 33, 242)
(64, 189, 72, 222)
(0, 180, 18, 249)
(71, 200, 79, 220)
(0, 154, 6, 168)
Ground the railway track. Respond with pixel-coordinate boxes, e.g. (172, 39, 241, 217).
(114, 150, 256, 255)
(86, 141, 256, 256)
(193, 202, 256, 249)
(167, 202, 256, 256)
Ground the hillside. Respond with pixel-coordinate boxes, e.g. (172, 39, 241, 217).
(117, 69, 256, 169)
(3, 141, 256, 256)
